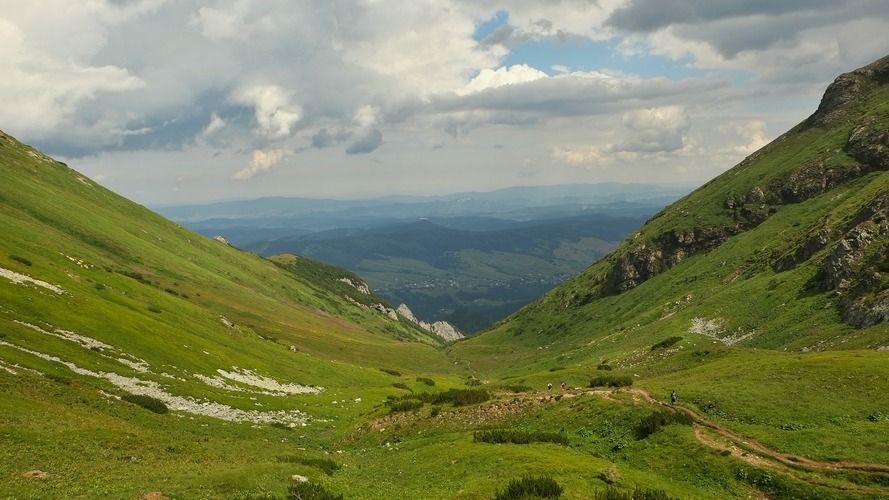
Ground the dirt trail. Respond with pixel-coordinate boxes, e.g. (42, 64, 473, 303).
(583, 387, 889, 496)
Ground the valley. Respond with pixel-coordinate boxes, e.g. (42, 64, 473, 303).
(2, 54, 889, 499)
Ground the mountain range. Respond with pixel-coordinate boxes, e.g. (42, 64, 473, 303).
(1, 55, 888, 499)
(157, 185, 689, 333)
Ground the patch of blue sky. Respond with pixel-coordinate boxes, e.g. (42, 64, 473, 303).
(473, 9, 509, 41)
(502, 37, 753, 87)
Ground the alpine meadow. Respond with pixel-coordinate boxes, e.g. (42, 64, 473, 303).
(2, 54, 889, 500)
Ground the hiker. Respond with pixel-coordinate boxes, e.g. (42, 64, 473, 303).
(547, 382, 553, 391)
(560, 382, 566, 391)
(670, 390, 677, 405)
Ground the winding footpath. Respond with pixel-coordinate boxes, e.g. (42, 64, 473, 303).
(582, 387, 889, 496)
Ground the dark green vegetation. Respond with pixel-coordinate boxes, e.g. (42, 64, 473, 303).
(494, 475, 563, 499)
(247, 215, 649, 333)
(2, 55, 889, 499)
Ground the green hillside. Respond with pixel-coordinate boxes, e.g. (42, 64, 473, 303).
(2, 55, 889, 500)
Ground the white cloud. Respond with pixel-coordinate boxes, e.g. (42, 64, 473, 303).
(614, 106, 690, 153)
(723, 120, 769, 155)
(233, 84, 301, 140)
(233, 149, 292, 179)
(551, 146, 609, 167)
(2, 0, 887, 203)
(460, 64, 549, 95)
(201, 114, 226, 138)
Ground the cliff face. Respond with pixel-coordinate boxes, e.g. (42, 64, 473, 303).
(564, 55, 889, 327)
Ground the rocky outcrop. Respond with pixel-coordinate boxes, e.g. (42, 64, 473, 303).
(396, 303, 464, 341)
(566, 55, 889, 318)
(602, 225, 738, 296)
(845, 116, 889, 170)
(820, 188, 889, 327)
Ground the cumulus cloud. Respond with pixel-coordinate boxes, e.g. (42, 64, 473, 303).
(723, 120, 769, 155)
(460, 64, 549, 95)
(551, 146, 609, 167)
(233, 148, 291, 179)
(613, 106, 690, 153)
(345, 128, 383, 155)
(233, 84, 301, 140)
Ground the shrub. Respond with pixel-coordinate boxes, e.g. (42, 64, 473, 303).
(287, 481, 343, 500)
(474, 429, 568, 446)
(423, 388, 489, 406)
(636, 409, 694, 438)
(597, 363, 614, 371)
(416, 376, 435, 386)
(599, 464, 620, 485)
(379, 368, 401, 377)
(465, 377, 482, 386)
(392, 382, 413, 392)
(277, 456, 340, 476)
(10, 255, 32, 266)
(650, 336, 682, 351)
(45, 373, 70, 385)
(388, 399, 423, 413)
(589, 375, 633, 388)
(549, 366, 565, 372)
(120, 269, 149, 283)
(593, 486, 676, 500)
(147, 305, 162, 313)
(495, 475, 563, 499)
(122, 393, 168, 414)
(500, 385, 531, 393)
(430, 406, 441, 417)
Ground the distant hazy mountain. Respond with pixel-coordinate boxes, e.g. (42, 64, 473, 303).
(154, 182, 692, 244)
(158, 184, 691, 332)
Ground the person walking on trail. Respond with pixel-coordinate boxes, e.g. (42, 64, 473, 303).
(670, 390, 677, 405)
(560, 382, 566, 391)
(547, 382, 553, 391)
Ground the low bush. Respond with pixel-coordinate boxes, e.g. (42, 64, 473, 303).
(589, 375, 633, 388)
(388, 399, 423, 413)
(287, 481, 343, 500)
(650, 336, 682, 351)
(45, 373, 71, 385)
(599, 464, 620, 484)
(121, 393, 168, 414)
(392, 382, 412, 392)
(597, 363, 614, 371)
(495, 475, 562, 499)
(636, 409, 694, 438)
(416, 376, 435, 386)
(379, 368, 401, 377)
(499, 385, 532, 393)
(593, 486, 676, 500)
(465, 377, 482, 386)
(474, 429, 568, 446)
(9, 255, 32, 266)
(420, 388, 489, 406)
(549, 366, 565, 372)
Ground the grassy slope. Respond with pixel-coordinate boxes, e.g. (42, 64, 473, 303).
(0, 132, 467, 498)
(449, 58, 889, 486)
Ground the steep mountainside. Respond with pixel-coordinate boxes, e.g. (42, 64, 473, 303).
(505, 54, 889, 337)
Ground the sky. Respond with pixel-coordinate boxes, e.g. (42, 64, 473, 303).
(2, 1, 888, 206)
